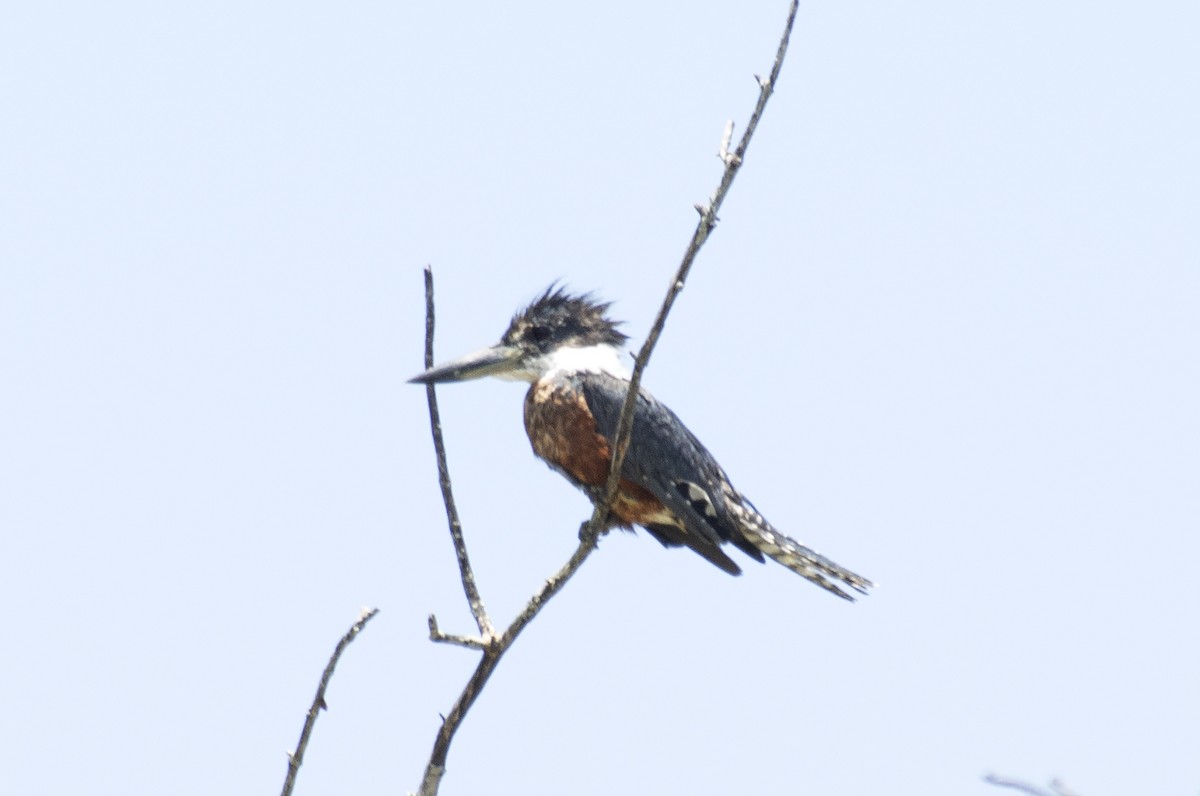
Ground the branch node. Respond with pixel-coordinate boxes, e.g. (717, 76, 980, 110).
(429, 614, 491, 650)
(718, 119, 741, 166)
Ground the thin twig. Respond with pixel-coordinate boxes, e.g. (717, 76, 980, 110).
(415, 3, 801, 793)
(421, 266, 496, 642)
(414, 272, 620, 796)
(599, 0, 800, 523)
(280, 607, 380, 796)
(984, 773, 1079, 796)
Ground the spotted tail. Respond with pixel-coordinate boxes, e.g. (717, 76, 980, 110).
(730, 502, 873, 601)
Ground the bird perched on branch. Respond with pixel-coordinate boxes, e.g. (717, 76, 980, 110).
(410, 286, 872, 600)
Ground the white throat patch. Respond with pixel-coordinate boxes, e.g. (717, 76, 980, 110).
(541, 344, 631, 380)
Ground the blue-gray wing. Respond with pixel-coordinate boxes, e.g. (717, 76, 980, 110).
(577, 372, 766, 571)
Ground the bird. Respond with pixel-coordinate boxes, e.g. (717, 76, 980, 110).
(409, 286, 872, 600)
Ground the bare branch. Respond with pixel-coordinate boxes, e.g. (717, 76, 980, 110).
(280, 607, 379, 796)
(414, 3, 802, 793)
(413, 296, 603, 796)
(420, 266, 496, 641)
(599, 0, 801, 531)
(414, 520, 602, 796)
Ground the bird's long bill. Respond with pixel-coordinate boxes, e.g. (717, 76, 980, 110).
(408, 344, 523, 384)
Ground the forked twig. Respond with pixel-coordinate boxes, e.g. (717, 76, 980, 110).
(416, 2, 801, 793)
(420, 267, 496, 642)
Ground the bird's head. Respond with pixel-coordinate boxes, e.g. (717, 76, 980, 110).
(409, 285, 631, 385)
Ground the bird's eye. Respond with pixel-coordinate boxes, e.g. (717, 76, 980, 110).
(529, 325, 552, 343)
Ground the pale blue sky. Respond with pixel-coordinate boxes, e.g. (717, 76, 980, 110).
(2, 2, 1197, 794)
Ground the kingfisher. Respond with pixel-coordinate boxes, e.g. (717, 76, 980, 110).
(410, 286, 872, 600)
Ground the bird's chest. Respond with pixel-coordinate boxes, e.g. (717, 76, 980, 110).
(523, 379, 613, 488)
